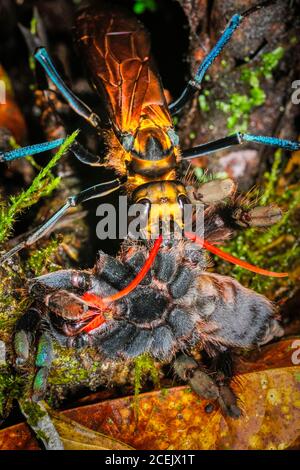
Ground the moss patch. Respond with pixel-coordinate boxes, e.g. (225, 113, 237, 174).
(215, 47, 285, 133)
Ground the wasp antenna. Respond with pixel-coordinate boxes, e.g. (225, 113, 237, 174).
(185, 232, 288, 278)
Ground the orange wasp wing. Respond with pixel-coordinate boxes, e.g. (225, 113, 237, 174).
(75, 4, 172, 135)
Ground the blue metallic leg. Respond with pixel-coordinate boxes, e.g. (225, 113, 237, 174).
(0, 139, 105, 166)
(182, 132, 300, 160)
(0, 138, 64, 162)
(242, 134, 300, 151)
(169, 1, 275, 115)
(0, 176, 126, 264)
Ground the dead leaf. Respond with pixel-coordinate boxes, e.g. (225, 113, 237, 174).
(48, 409, 134, 450)
(0, 338, 300, 450)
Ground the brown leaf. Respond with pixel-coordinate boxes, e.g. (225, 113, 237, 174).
(0, 338, 300, 450)
(49, 411, 134, 450)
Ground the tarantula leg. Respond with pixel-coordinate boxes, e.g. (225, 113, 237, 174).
(233, 205, 282, 228)
(29, 269, 94, 294)
(14, 308, 42, 366)
(186, 178, 236, 205)
(32, 333, 54, 402)
(217, 385, 240, 419)
(210, 351, 241, 419)
(173, 355, 219, 400)
(173, 353, 241, 418)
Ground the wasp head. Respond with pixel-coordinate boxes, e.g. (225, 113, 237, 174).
(131, 181, 190, 239)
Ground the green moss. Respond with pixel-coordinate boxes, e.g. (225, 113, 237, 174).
(134, 353, 159, 397)
(133, 0, 157, 14)
(199, 94, 210, 113)
(160, 388, 169, 398)
(0, 369, 25, 416)
(221, 59, 228, 68)
(20, 399, 47, 428)
(216, 47, 285, 133)
(47, 346, 101, 389)
(133, 354, 159, 415)
(260, 47, 285, 79)
(0, 131, 79, 243)
(260, 149, 282, 205)
(0, 131, 80, 419)
(27, 237, 61, 276)
(194, 167, 228, 183)
(19, 399, 50, 443)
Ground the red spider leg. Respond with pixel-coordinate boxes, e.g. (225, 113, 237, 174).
(184, 231, 288, 278)
(80, 236, 163, 332)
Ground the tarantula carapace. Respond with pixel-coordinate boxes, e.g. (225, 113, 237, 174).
(14, 183, 283, 418)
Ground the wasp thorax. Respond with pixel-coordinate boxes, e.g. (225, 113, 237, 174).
(128, 125, 178, 178)
(133, 126, 172, 160)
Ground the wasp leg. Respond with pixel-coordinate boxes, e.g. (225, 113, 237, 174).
(0, 136, 105, 166)
(169, 1, 277, 115)
(68, 140, 104, 166)
(19, 23, 101, 131)
(0, 138, 64, 162)
(182, 133, 300, 160)
(0, 177, 126, 264)
(35, 47, 101, 130)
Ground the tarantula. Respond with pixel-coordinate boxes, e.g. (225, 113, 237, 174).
(13, 181, 283, 418)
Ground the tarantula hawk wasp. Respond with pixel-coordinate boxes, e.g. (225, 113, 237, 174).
(0, 0, 299, 260)
(0, 0, 299, 417)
